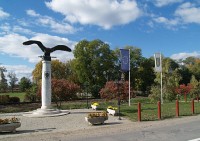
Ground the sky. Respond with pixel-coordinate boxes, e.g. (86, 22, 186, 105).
(0, 0, 200, 80)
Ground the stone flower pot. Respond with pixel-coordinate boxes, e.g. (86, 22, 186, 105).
(107, 108, 118, 116)
(85, 112, 108, 125)
(0, 122, 21, 133)
(85, 116, 108, 125)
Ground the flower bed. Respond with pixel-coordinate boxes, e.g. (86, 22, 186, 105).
(85, 111, 108, 125)
(0, 117, 21, 132)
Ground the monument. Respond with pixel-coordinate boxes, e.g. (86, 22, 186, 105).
(23, 40, 71, 117)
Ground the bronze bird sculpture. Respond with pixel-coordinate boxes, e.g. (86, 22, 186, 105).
(23, 40, 72, 61)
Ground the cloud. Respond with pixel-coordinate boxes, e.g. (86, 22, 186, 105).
(26, 9, 77, 34)
(153, 0, 183, 7)
(4, 65, 33, 81)
(170, 52, 200, 60)
(45, 0, 142, 29)
(0, 33, 76, 63)
(153, 16, 179, 27)
(175, 2, 200, 24)
(0, 7, 10, 19)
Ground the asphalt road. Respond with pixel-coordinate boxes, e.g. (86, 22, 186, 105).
(1, 112, 200, 141)
(66, 116, 200, 141)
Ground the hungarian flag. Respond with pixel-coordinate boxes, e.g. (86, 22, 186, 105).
(120, 49, 130, 72)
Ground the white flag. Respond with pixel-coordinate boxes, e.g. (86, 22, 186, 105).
(154, 53, 162, 72)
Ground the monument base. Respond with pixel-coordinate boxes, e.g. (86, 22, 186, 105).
(23, 108, 70, 118)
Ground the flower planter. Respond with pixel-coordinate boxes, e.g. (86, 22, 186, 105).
(0, 122, 21, 133)
(107, 108, 118, 116)
(85, 117, 108, 125)
(91, 105, 98, 110)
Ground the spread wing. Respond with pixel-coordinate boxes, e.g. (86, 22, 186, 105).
(23, 40, 46, 52)
(50, 45, 72, 53)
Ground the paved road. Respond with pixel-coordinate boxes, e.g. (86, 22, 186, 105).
(1, 110, 200, 141)
(69, 117, 200, 141)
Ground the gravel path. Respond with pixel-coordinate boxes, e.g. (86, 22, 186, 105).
(1, 109, 200, 141)
(0, 109, 132, 140)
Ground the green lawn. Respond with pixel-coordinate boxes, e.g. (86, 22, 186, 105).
(1, 96, 200, 122)
(0, 92, 26, 102)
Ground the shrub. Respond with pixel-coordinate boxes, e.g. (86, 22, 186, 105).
(24, 84, 38, 102)
(51, 79, 80, 108)
(100, 81, 135, 101)
(9, 97, 20, 103)
(0, 95, 10, 104)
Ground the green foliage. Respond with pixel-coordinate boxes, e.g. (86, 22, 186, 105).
(0, 66, 8, 92)
(9, 97, 20, 103)
(73, 39, 116, 98)
(19, 77, 32, 92)
(190, 75, 200, 99)
(24, 84, 38, 102)
(7, 72, 18, 93)
(149, 85, 161, 102)
(0, 95, 9, 104)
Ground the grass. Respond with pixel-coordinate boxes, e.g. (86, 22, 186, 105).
(0, 92, 26, 102)
(1, 97, 200, 122)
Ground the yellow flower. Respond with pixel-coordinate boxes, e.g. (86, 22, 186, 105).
(92, 102, 99, 106)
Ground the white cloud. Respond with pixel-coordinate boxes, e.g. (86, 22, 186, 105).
(0, 23, 36, 36)
(153, 0, 183, 7)
(175, 2, 200, 24)
(0, 7, 10, 19)
(26, 9, 77, 34)
(170, 52, 200, 60)
(153, 16, 179, 26)
(26, 9, 40, 17)
(0, 33, 76, 63)
(4, 65, 33, 81)
(45, 0, 142, 29)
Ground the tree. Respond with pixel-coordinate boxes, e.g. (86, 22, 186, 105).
(100, 81, 134, 101)
(190, 75, 200, 100)
(0, 66, 8, 92)
(149, 57, 181, 102)
(73, 39, 116, 98)
(186, 58, 200, 81)
(175, 84, 192, 102)
(32, 60, 73, 83)
(19, 77, 32, 92)
(51, 79, 80, 108)
(7, 72, 18, 93)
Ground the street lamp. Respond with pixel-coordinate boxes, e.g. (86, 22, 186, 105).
(114, 72, 125, 120)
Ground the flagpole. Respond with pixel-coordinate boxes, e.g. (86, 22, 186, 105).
(129, 49, 131, 106)
(160, 53, 163, 104)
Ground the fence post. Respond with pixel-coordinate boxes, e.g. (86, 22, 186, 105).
(192, 99, 195, 115)
(138, 102, 141, 122)
(176, 100, 179, 117)
(158, 101, 161, 120)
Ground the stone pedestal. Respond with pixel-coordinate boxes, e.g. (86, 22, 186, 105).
(41, 60, 51, 109)
(23, 60, 69, 118)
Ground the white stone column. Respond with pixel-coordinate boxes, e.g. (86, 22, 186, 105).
(41, 60, 51, 109)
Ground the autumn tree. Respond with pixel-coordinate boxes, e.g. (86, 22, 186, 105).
(32, 60, 73, 83)
(100, 81, 134, 101)
(51, 79, 80, 108)
(175, 84, 192, 102)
